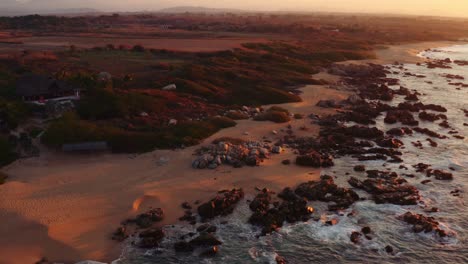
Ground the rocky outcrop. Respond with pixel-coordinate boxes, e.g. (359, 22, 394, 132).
(192, 141, 282, 169)
(197, 189, 244, 220)
(138, 228, 165, 248)
(249, 188, 314, 235)
(189, 233, 222, 247)
(427, 169, 453, 180)
(295, 175, 359, 211)
(348, 171, 420, 205)
(296, 151, 334, 168)
(316, 100, 339, 108)
(132, 208, 164, 228)
(399, 212, 447, 237)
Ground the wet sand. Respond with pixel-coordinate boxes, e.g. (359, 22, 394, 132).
(0, 40, 461, 264)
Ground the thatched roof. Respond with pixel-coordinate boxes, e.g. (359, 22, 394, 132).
(16, 73, 76, 97)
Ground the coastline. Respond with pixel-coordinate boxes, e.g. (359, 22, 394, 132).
(345, 40, 468, 65)
(0, 40, 464, 264)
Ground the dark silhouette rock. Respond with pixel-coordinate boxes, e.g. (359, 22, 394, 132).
(361, 226, 371, 234)
(354, 165, 366, 172)
(134, 208, 164, 228)
(350, 231, 362, 243)
(385, 245, 394, 253)
(399, 212, 447, 237)
(138, 228, 165, 248)
(189, 233, 222, 247)
(197, 189, 244, 220)
(174, 241, 194, 252)
(199, 246, 219, 257)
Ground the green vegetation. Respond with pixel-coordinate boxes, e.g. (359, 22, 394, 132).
(0, 171, 7, 185)
(6, 14, 468, 155)
(254, 106, 291, 123)
(169, 45, 312, 105)
(0, 136, 17, 167)
(41, 113, 236, 153)
(206, 116, 237, 129)
(28, 127, 43, 138)
(226, 111, 249, 120)
(0, 67, 17, 98)
(294, 113, 304, 119)
(0, 98, 30, 130)
(76, 89, 162, 120)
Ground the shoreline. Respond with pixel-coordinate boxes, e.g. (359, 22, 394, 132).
(345, 40, 468, 65)
(0, 40, 464, 264)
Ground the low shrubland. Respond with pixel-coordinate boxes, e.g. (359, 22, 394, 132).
(42, 113, 236, 153)
(254, 106, 291, 123)
(0, 171, 7, 185)
(0, 136, 17, 166)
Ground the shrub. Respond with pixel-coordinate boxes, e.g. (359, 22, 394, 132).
(28, 127, 43, 138)
(173, 78, 216, 98)
(268, 111, 291, 123)
(132, 45, 145, 52)
(42, 114, 237, 153)
(41, 113, 103, 147)
(0, 171, 8, 185)
(254, 106, 291, 123)
(294, 113, 304, 119)
(226, 111, 249, 120)
(0, 98, 30, 129)
(66, 73, 98, 91)
(254, 111, 291, 123)
(76, 89, 126, 120)
(207, 116, 236, 129)
(268, 106, 290, 114)
(0, 136, 17, 166)
(77, 88, 161, 120)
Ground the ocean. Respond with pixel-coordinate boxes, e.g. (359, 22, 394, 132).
(114, 45, 468, 264)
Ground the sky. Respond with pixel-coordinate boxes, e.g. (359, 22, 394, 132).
(3, 0, 468, 18)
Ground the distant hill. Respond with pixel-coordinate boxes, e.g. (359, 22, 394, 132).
(158, 6, 247, 14)
(37, 8, 101, 15)
(0, 7, 100, 16)
(0, 0, 100, 17)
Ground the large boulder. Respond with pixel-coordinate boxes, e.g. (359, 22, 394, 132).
(197, 189, 244, 220)
(174, 241, 194, 252)
(348, 171, 420, 206)
(248, 188, 312, 235)
(133, 208, 164, 228)
(189, 233, 222, 247)
(427, 169, 453, 180)
(138, 228, 165, 248)
(295, 175, 359, 210)
(296, 151, 334, 168)
(399, 212, 447, 237)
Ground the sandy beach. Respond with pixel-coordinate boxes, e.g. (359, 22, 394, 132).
(0, 40, 464, 264)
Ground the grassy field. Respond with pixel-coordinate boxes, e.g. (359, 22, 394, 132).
(65, 49, 187, 76)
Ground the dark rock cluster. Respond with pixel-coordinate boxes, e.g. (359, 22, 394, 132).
(192, 141, 283, 169)
(295, 175, 360, 211)
(197, 189, 245, 220)
(348, 170, 420, 205)
(399, 212, 448, 237)
(248, 188, 313, 235)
